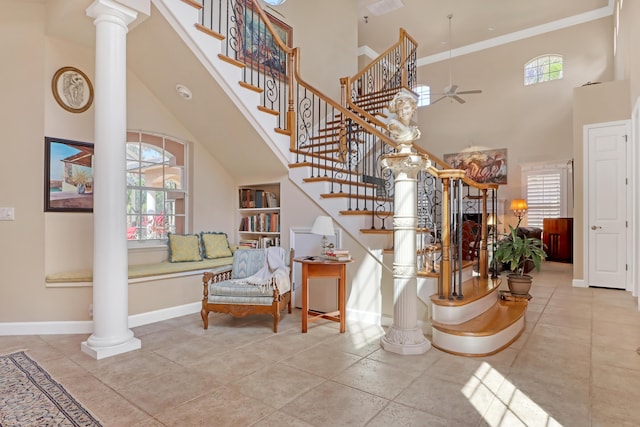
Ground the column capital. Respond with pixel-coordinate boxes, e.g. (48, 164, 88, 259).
(86, 0, 144, 27)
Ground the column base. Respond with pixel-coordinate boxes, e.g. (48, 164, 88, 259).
(81, 336, 141, 360)
(381, 326, 431, 355)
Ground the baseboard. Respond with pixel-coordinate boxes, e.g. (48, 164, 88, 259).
(128, 302, 201, 328)
(572, 278, 587, 288)
(0, 302, 201, 336)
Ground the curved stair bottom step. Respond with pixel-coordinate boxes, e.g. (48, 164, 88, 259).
(431, 301, 527, 357)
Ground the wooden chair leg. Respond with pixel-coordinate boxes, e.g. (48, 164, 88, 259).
(201, 308, 209, 330)
(273, 310, 280, 333)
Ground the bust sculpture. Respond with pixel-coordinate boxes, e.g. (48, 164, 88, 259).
(387, 91, 421, 145)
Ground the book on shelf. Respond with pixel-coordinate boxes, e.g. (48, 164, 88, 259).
(238, 239, 259, 248)
(239, 188, 279, 209)
(238, 212, 279, 233)
(266, 192, 278, 208)
(255, 190, 264, 208)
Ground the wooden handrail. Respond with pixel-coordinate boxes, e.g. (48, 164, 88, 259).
(292, 52, 399, 152)
(350, 28, 413, 86)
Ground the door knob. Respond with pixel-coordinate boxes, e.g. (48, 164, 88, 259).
(591, 225, 602, 230)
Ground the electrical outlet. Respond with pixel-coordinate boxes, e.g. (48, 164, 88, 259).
(89, 304, 93, 318)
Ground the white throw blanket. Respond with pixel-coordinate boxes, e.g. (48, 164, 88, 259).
(234, 247, 291, 294)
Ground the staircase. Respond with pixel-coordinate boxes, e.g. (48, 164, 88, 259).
(158, 0, 527, 356)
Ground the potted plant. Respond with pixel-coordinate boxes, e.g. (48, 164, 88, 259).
(493, 225, 547, 296)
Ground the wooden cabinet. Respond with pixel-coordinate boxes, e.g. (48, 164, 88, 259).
(543, 218, 573, 263)
(238, 183, 280, 248)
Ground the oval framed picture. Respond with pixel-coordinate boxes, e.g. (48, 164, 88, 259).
(51, 66, 94, 113)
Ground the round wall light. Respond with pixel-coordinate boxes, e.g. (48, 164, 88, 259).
(264, 0, 287, 5)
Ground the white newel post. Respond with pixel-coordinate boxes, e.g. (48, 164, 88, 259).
(380, 143, 432, 355)
(82, 0, 142, 359)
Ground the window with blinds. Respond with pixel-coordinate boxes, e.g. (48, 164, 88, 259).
(522, 163, 571, 229)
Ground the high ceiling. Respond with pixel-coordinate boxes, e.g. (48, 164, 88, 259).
(357, 0, 612, 63)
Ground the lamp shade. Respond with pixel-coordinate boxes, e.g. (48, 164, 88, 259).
(311, 216, 334, 236)
(487, 213, 501, 226)
(510, 199, 528, 212)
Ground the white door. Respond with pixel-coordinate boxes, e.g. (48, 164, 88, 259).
(586, 122, 629, 289)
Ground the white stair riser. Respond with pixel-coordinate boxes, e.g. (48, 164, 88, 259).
(432, 292, 499, 325)
(432, 316, 525, 356)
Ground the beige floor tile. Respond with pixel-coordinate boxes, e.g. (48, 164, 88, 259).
(511, 349, 591, 383)
(188, 347, 274, 385)
(61, 373, 150, 426)
(280, 380, 389, 427)
(252, 410, 314, 427)
(366, 345, 443, 373)
(281, 343, 362, 378)
(591, 385, 640, 427)
(394, 374, 487, 424)
(232, 363, 325, 409)
(91, 350, 182, 389)
(116, 366, 219, 415)
(591, 364, 640, 398)
(536, 311, 592, 331)
(366, 401, 449, 427)
(332, 357, 423, 399)
(529, 321, 591, 343)
(495, 372, 590, 427)
(592, 344, 640, 372)
(153, 386, 276, 427)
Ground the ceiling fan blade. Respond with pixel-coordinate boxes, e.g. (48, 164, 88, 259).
(457, 89, 482, 95)
(453, 95, 466, 104)
(430, 95, 447, 105)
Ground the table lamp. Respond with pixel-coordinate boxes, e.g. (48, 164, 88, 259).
(311, 215, 335, 255)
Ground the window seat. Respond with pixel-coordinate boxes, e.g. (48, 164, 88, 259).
(45, 257, 234, 285)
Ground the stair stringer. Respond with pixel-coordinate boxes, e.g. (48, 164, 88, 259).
(152, 0, 292, 167)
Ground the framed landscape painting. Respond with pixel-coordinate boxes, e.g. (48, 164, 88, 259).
(44, 137, 94, 212)
(444, 148, 508, 185)
(238, 0, 292, 77)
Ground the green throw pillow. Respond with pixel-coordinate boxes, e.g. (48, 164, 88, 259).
(168, 233, 202, 262)
(200, 232, 233, 259)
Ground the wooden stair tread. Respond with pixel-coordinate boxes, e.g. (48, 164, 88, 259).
(303, 177, 376, 189)
(431, 276, 501, 307)
(288, 162, 355, 175)
(321, 193, 391, 202)
(339, 210, 392, 216)
(431, 300, 527, 337)
(360, 228, 392, 235)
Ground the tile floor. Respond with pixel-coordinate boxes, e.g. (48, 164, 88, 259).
(2, 262, 640, 426)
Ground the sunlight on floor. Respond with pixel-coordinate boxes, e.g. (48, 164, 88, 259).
(463, 362, 562, 427)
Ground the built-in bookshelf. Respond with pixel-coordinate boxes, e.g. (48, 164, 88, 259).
(238, 183, 280, 248)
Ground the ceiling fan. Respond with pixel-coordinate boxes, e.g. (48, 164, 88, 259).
(431, 14, 483, 105)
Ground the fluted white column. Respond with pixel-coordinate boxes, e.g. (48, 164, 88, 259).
(380, 144, 432, 355)
(82, 0, 141, 359)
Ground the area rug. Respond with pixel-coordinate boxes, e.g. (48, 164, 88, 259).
(0, 351, 101, 426)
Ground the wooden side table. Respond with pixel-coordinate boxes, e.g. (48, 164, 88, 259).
(294, 257, 352, 333)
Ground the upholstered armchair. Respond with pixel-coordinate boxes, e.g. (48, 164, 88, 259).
(201, 247, 293, 333)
